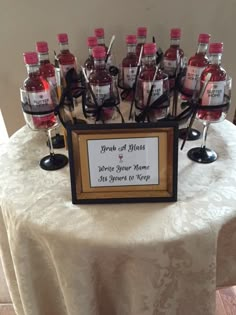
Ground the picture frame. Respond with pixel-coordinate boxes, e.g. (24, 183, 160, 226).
(67, 121, 178, 204)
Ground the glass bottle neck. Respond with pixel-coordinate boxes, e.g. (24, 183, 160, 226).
(94, 59, 106, 69)
(137, 36, 146, 44)
(97, 37, 105, 45)
(127, 44, 136, 54)
(143, 55, 156, 66)
(170, 38, 180, 47)
(196, 43, 208, 54)
(88, 48, 93, 56)
(59, 42, 70, 52)
(38, 52, 50, 63)
(209, 53, 222, 65)
(26, 64, 40, 75)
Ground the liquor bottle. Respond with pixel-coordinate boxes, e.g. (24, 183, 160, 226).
(94, 28, 111, 66)
(84, 36, 98, 77)
(57, 33, 76, 80)
(136, 43, 166, 121)
(198, 42, 227, 121)
(23, 52, 56, 129)
(163, 28, 184, 88)
(183, 33, 211, 96)
(136, 27, 147, 58)
(36, 41, 57, 100)
(122, 35, 138, 100)
(89, 46, 113, 121)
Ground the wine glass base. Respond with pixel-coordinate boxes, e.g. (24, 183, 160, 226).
(187, 147, 217, 164)
(47, 134, 65, 149)
(179, 128, 201, 141)
(40, 154, 68, 171)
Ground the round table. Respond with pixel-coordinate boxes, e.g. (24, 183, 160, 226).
(1, 120, 236, 315)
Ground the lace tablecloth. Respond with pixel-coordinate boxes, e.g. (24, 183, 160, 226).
(1, 120, 236, 315)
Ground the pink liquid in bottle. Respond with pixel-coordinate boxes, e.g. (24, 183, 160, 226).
(23, 52, 56, 129)
(89, 46, 113, 121)
(122, 35, 138, 101)
(57, 33, 76, 80)
(136, 27, 147, 58)
(136, 43, 166, 121)
(94, 28, 111, 67)
(198, 42, 227, 122)
(84, 36, 98, 77)
(183, 34, 210, 97)
(36, 41, 57, 99)
(163, 28, 184, 89)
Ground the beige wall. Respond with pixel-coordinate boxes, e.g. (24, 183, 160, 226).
(0, 0, 235, 136)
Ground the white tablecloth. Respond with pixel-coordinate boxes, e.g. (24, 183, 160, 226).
(1, 120, 236, 315)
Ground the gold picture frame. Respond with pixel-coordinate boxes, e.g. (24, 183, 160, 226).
(67, 122, 178, 204)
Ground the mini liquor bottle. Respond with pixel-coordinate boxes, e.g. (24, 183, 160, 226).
(84, 36, 98, 77)
(122, 35, 138, 100)
(89, 46, 113, 121)
(183, 33, 211, 96)
(136, 43, 166, 121)
(36, 41, 57, 100)
(198, 42, 227, 121)
(94, 28, 111, 66)
(23, 52, 56, 129)
(163, 28, 184, 88)
(57, 33, 76, 80)
(136, 27, 147, 58)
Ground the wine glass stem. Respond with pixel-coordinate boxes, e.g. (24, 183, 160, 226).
(201, 122, 210, 148)
(47, 129, 55, 156)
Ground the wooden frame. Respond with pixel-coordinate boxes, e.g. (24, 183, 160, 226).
(67, 122, 178, 204)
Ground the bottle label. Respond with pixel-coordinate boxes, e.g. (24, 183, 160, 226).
(201, 81, 226, 105)
(184, 66, 206, 91)
(27, 90, 54, 114)
(123, 67, 138, 88)
(163, 58, 176, 75)
(60, 64, 76, 77)
(143, 80, 163, 106)
(91, 84, 111, 106)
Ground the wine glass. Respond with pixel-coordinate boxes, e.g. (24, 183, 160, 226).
(187, 76, 232, 163)
(20, 88, 68, 170)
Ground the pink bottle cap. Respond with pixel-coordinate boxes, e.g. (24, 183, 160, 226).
(57, 33, 68, 43)
(92, 46, 106, 59)
(144, 43, 157, 55)
(170, 28, 181, 39)
(198, 33, 211, 44)
(137, 27, 147, 37)
(94, 28, 105, 38)
(126, 35, 137, 44)
(209, 42, 223, 54)
(23, 52, 38, 65)
(36, 41, 49, 53)
(87, 36, 98, 48)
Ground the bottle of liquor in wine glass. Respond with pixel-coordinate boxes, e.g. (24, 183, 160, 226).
(21, 52, 68, 170)
(84, 36, 98, 77)
(136, 27, 147, 59)
(187, 43, 230, 164)
(135, 43, 169, 122)
(57, 33, 77, 81)
(163, 28, 184, 90)
(179, 33, 211, 141)
(122, 35, 138, 101)
(88, 46, 114, 122)
(36, 41, 65, 149)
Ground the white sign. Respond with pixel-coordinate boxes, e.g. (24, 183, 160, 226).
(87, 137, 159, 187)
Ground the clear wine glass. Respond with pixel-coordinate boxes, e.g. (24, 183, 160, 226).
(187, 76, 232, 163)
(20, 88, 68, 170)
